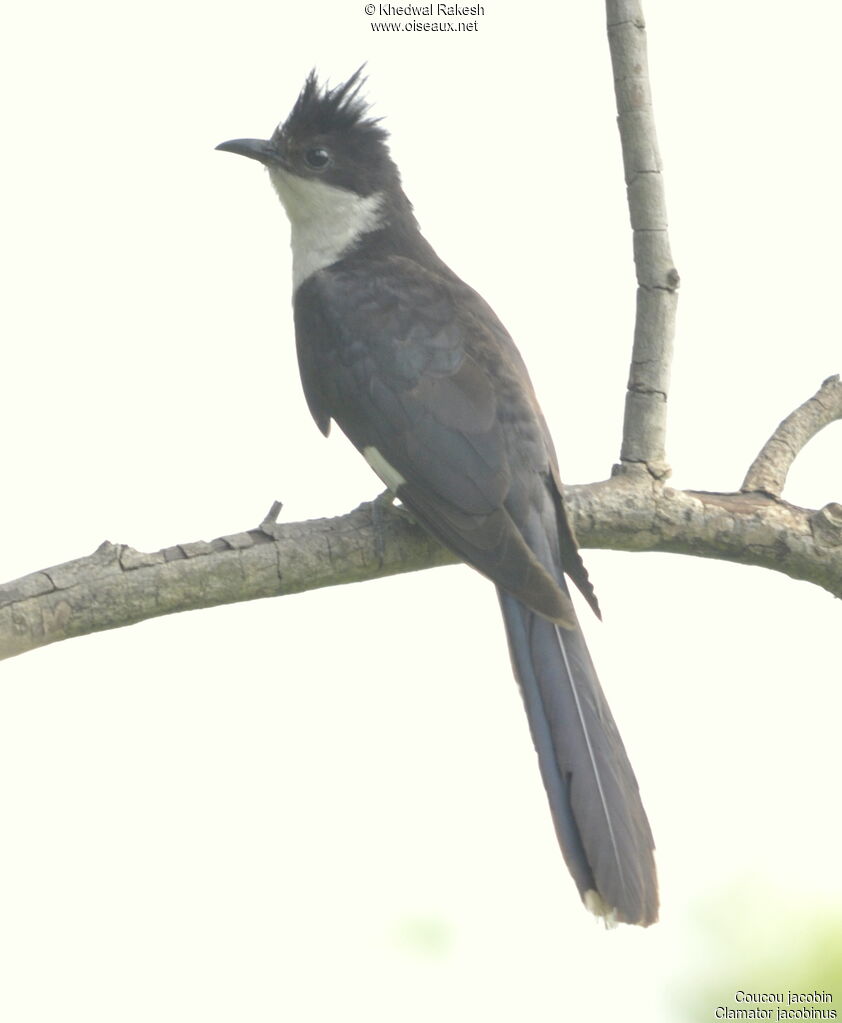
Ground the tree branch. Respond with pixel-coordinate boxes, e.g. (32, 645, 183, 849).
(741, 374, 842, 497)
(606, 0, 680, 480)
(566, 479, 842, 598)
(3, 434, 841, 662)
(0, 503, 457, 661)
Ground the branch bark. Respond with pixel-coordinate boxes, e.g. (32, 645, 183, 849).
(0, 503, 456, 661)
(606, 0, 679, 480)
(741, 375, 842, 497)
(1, 2, 839, 661)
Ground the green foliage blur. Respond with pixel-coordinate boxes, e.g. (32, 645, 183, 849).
(674, 879, 842, 1019)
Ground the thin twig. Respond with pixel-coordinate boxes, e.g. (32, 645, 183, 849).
(742, 375, 842, 497)
(606, 0, 680, 479)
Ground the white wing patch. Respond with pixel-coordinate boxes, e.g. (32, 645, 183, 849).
(363, 446, 406, 492)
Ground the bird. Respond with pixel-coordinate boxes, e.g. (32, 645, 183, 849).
(216, 68, 658, 927)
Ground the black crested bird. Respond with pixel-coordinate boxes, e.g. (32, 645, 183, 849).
(217, 69, 658, 926)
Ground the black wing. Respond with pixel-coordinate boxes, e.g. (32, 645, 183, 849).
(294, 255, 585, 623)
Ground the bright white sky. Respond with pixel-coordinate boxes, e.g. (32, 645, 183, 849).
(2, 2, 841, 1020)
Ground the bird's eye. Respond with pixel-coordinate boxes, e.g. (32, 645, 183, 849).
(304, 147, 331, 170)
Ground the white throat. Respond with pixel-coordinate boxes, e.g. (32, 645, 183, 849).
(268, 167, 384, 292)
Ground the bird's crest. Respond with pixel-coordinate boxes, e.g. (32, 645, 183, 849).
(281, 66, 388, 143)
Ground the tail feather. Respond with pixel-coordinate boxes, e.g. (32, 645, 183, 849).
(499, 590, 658, 926)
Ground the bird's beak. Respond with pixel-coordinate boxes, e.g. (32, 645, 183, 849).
(215, 138, 281, 166)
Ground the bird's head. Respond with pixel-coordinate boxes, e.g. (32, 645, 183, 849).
(217, 67, 401, 226)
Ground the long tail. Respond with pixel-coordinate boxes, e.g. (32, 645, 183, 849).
(498, 590, 658, 926)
